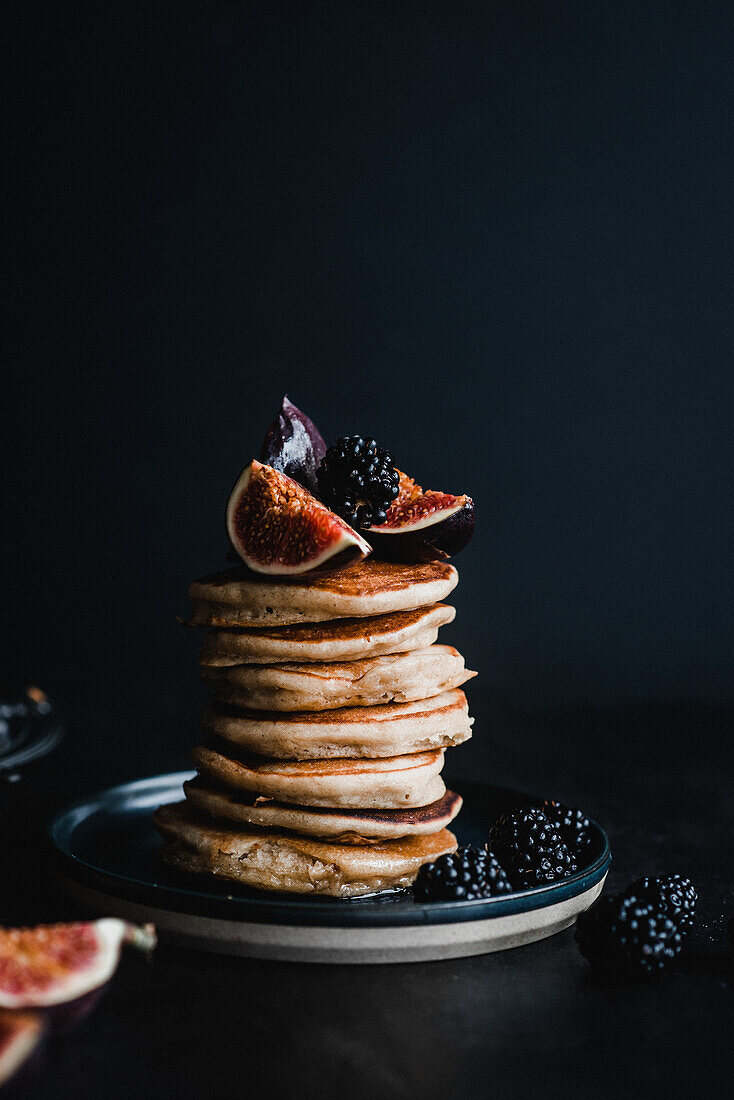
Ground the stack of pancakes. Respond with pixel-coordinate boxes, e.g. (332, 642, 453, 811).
(155, 559, 476, 897)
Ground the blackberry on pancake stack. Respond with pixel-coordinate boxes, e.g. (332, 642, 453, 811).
(155, 398, 477, 898)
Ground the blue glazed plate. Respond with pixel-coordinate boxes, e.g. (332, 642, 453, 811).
(50, 771, 610, 962)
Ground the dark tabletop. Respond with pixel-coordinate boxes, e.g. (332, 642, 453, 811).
(2, 688, 733, 1099)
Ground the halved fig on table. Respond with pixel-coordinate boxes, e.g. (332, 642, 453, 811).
(0, 919, 156, 1010)
(366, 470, 475, 562)
(226, 460, 371, 576)
(259, 395, 327, 495)
(0, 1011, 43, 1087)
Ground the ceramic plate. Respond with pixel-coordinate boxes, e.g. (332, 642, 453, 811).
(0, 691, 63, 775)
(50, 771, 610, 963)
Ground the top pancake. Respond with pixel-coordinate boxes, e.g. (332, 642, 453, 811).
(199, 603, 456, 665)
(187, 559, 459, 627)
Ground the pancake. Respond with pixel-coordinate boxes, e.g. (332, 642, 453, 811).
(186, 559, 458, 627)
(155, 801, 457, 897)
(202, 688, 472, 759)
(198, 603, 456, 665)
(184, 778, 463, 843)
(200, 645, 476, 712)
(192, 743, 447, 808)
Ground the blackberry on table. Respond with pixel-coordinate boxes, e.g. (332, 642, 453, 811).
(316, 436, 400, 529)
(413, 846, 512, 902)
(488, 807, 578, 889)
(575, 889, 684, 977)
(626, 875, 697, 934)
(541, 801, 594, 861)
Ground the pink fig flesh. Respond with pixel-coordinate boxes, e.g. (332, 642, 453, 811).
(226, 460, 371, 575)
(0, 919, 156, 1010)
(367, 471, 475, 562)
(259, 395, 327, 495)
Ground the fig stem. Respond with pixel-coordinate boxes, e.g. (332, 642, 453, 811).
(123, 923, 157, 954)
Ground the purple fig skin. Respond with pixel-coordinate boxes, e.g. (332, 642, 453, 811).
(367, 502, 475, 563)
(259, 396, 327, 495)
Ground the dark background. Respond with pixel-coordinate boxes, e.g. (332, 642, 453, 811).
(5, 1, 733, 725)
(3, 6, 734, 1098)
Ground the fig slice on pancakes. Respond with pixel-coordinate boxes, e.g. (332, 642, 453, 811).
(226, 460, 371, 576)
(259, 395, 327, 496)
(367, 470, 475, 563)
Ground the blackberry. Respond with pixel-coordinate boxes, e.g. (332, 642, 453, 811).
(413, 846, 512, 902)
(626, 875, 697, 934)
(482, 851, 515, 897)
(575, 890, 684, 977)
(488, 808, 578, 889)
(541, 801, 595, 861)
(317, 436, 400, 529)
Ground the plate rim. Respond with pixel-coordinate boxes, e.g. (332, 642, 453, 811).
(49, 770, 612, 929)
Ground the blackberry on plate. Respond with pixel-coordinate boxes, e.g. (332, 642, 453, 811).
(626, 875, 697, 934)
(575, 889, 684, 977)
(413, 846, 512, 902)
(541, 801, 595, 861)
(488, 807, 578, 889)
(316, 436, 400, 529)
(481, 851, 514, 898)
